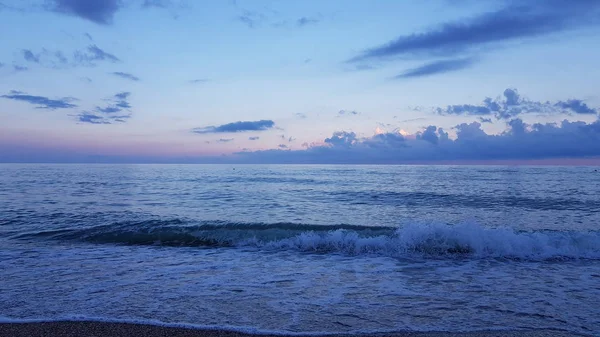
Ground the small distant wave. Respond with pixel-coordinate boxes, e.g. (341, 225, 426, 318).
(13, 220, 600, 261)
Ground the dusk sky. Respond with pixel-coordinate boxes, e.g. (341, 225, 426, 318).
(1, 0, 600, 163)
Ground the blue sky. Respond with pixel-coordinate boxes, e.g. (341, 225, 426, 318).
(1, 0, 600, 163)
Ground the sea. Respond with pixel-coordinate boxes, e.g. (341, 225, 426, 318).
(1, 164, 599, 335)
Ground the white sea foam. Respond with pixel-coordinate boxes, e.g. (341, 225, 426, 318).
(242, 223, 600, 260)
(18, 222, 600, 260)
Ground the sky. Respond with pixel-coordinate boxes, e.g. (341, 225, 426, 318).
(1, 0, 600, 164)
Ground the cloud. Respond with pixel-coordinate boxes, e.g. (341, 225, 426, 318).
(22, 49, 40, 63)
(352, 64, 377, 71)
(436, 88, 598, 119)
(217, 138, 234, 143)
(479, 117, 493, 124)
(142, 0, 172, 8)
(190, 78, 209, 84)
(192, 120, 275, 134)
(0, 62, 4, 68)
(555, 100, 597, 115)
(1, 91, 77, 109)
(278, 144, 288, 149)
(84, 32, 93, 41)
(398, 117, 427, 123)
(13, 65, 28, 72)
(77, 92, 133, 124)
(350, 1, 600, 63)
(236, 9, 319, 29)
(248, 136, 260, 140)
(50, 0, 121, 25)
(338, 110, 360, 116)
(76, 112, 110, 124)
(394, 58, 475, 79)
(111, 72, 140, 81)
(54, 51, 68, 65)
(237, 10, 266, 28)
(295, 112, 308, 119)
(297, 17, 319, 27)
(14, 45, 117, 69)
(235, 118, 600, 163)
(74, 45, 120, 66)
(97, 91, 131, 112)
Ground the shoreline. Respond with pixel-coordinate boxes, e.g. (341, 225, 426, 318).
(0, 321, 587, 337)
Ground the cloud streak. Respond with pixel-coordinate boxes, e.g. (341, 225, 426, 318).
(111, 72, 140, 81)
(1, 91, 77, 109)
(192, 120, 275, 134)
(14, 45, 118, 69)
(350, 1, 600, 62)
(394, 58, 475, 79)
(74, 45, 120, 65)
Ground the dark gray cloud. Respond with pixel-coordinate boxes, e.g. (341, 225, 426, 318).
(50, 0, 121, 25)
(436, 88, 598, 119)
(1, 91, 77, 109)
(350, 1, 600, 63)
(479, 117, 493, 124)
(111, 72, 140, 81)
(394, 58, 474, 79)
(192, 120, 275, 134)
(77, 92, 133, 125)
(248, 136, 260, 140)
(235, 118, 600, 163)
(297, 17, 319, 27)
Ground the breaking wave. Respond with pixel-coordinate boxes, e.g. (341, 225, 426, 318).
(13, 220, 600, 260)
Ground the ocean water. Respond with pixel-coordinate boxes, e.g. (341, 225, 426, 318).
(1, 164, 599, 335)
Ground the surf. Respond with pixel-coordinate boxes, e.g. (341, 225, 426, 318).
(13, 220, 600, 261)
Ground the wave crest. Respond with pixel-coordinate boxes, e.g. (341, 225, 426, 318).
(14, 221, 600, 260)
